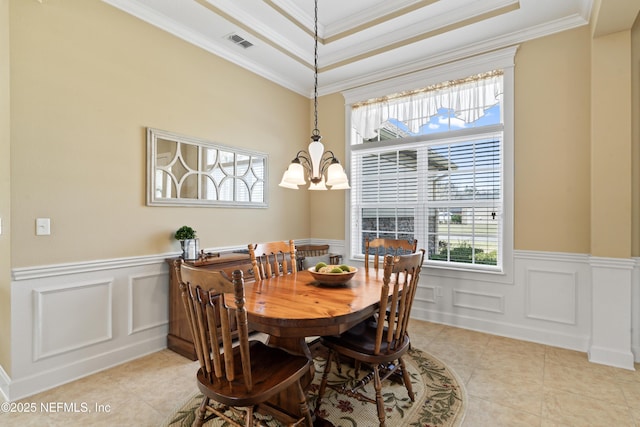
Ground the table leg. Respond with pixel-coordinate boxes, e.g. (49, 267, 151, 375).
(265, 335, 315, 387)
(264, 336, 336, 426)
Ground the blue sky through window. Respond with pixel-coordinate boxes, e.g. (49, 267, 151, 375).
(386, 104, 501, 136)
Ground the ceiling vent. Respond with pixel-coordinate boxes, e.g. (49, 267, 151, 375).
(227, 33, 254, 49)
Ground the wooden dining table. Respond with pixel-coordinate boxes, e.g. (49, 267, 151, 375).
(239, 267, 384, 356)
(229, 266, 387, 422)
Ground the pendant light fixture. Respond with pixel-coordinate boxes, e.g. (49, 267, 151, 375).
(279, 0, 350, 191)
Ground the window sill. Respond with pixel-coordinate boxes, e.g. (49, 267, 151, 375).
(423, 260, 513, 284)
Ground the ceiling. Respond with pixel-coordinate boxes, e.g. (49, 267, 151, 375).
(102, 0, 594, 97)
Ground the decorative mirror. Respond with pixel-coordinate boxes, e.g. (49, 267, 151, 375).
(147, 128, 268, 207)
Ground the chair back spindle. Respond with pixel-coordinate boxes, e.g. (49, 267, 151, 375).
(248, 240, 297, 280)
(376, 250, 424, 355)
(296, 244, 343, 270)
(177, 262, 252, 391)
(364, 238, 418, 270)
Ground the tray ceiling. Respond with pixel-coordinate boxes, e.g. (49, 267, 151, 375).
(102, 0, 593, 96)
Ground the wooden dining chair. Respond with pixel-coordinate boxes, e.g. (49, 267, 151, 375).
(364, 237, 418, 270)
(175, 260, 313, 427)
(248, 240, 297, 280)
(316, 250, 426, 427)
(296, 243, 342, 270)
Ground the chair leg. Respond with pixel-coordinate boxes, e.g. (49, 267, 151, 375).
(244, 405, 253, 427)
(354, 360, 361, 377)
(316, 349, 334, 414)
(193, 396, 208, 427)
(398, 356, 415, 401)
(372, 366, 386, 427)
(296, 380, 314, 426)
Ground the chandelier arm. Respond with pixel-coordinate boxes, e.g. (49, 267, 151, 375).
(293, 151, 313, 175)
(318, 151, 341, 175)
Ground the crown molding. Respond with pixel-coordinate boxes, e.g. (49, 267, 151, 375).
(325, 12, 587, 96)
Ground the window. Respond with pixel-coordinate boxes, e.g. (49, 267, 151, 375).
(345, 49, 515, 273)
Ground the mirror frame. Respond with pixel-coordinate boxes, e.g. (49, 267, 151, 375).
(146, 127, 269, 208)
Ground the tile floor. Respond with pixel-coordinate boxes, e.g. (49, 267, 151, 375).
(2, 319, 640, 426)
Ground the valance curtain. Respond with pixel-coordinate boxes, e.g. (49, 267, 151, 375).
(351, 72, 504, 140)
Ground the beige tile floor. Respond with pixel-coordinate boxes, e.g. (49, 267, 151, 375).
(2, 319, 640, 426)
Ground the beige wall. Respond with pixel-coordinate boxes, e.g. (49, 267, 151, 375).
(591, 30, 633, 258)
(9, 0, 310, 268)
(514, 27, 592, 253)
(0, 0, 11, 374)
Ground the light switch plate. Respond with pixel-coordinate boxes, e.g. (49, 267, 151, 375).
(36, 218, 50, 235)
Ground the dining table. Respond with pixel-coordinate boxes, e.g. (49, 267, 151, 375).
(229, 266, 388, 422)
(240, 267, 385, 355)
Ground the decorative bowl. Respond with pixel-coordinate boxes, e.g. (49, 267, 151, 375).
(307, 266, 357, 285)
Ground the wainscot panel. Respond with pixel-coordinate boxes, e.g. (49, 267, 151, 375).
(7, 254, 173, 401)
(411, 250, 594, 354)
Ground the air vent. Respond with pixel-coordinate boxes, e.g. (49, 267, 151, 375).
(227, 33, 254, 49)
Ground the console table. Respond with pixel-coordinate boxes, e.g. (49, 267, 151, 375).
(166, 252, 255, 360)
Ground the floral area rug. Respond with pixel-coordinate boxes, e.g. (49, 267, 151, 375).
(163, 346, 466, 427)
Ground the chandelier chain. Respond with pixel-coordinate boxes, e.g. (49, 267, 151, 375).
(313, 0, 319, 136)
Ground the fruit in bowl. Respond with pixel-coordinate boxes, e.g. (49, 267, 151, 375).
(308, 263, 357, 285)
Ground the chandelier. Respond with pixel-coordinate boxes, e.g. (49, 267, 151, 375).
(279, 0, 350, 191)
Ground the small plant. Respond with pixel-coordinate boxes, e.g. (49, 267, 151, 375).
(174, 225, 196, 241)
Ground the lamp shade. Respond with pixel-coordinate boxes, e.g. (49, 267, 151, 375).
(330, 180, 350, 190)
(284, 162, 306, 185)
(308, 176, 328, 190)
(329, 169, 350, 189)
(325, 162, 347, 186)
(278, 174, 299, 189)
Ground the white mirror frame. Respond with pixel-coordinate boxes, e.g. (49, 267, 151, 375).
(146, 128, 268, 208)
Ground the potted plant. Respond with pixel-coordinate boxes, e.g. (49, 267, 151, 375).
(175, 225, 199, 260)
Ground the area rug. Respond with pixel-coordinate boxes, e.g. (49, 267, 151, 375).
(163, 346, 466, 427)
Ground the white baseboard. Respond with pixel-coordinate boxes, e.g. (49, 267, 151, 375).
(411, 307, 590, 352)
(0, 364, 9, 402)
(412, 250, 639, 366)
(588, 345, 636, 371)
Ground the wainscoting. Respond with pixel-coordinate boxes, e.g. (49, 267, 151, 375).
(413, 251, 593, 352)
(7, 254, 174, 402)
(2, 243, 639, 402)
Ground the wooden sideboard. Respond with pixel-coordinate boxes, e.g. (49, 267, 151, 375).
(166, 252, 255, 360)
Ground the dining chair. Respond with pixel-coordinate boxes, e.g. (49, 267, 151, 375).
(296, 243, 342, 270)
(315, 249, 426, 427)
(175, 259, 313, 427)
(364, 237, 418, 270)
(248, 240, 297, 280)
